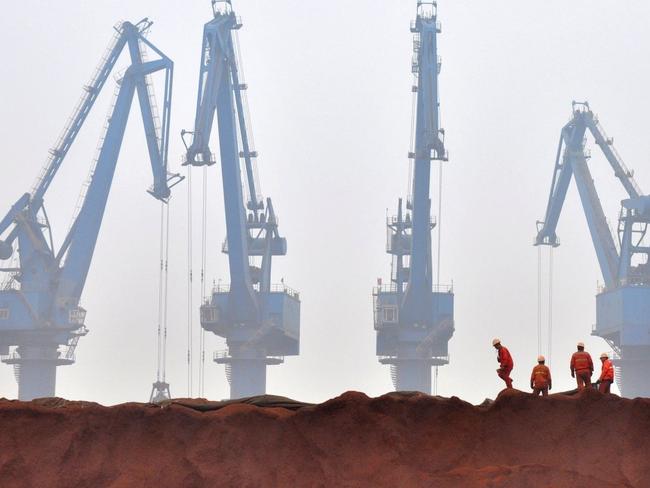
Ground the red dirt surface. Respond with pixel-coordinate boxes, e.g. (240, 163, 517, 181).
(0, 389, 648, 487)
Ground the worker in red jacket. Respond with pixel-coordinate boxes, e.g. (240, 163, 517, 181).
(598, 352, 615, 394)
(493, 338, 513, 389)
(530, 355, 552, 396)
(570, 342, 593, 389)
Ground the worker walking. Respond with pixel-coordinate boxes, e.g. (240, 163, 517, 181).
(530, 355, 552, 396)
(597, 353, 615, 394)
(493, 338, 514, 389)
(570, 342, 593, 389)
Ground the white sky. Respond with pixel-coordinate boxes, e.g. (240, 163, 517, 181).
(1, 1, 649, 404)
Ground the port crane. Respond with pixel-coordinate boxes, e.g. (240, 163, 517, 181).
(536, 101, 650, 397)
(183, 0, 299, 399)
(373, 0, 454, 393)
(0, 19, 181, 400)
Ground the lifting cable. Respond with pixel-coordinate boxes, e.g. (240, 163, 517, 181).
(536, 246, 555, 365)
(433, 366, 439, 396)
(407, 90, 417, 201)
(433, 160, 444, 397)
(199, 166, 208, 398)
(537, 246, 542, 356)
(436, 162, 443, 286)
(155, 203, 165, 384)
(162, 201, 171, 385)
(547, 247, 554, 366)
(155, 201, 171, 387)
(186, 167, 194, 398)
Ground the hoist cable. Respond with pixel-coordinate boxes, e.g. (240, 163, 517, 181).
(162, 200, 171, 383)
(407, 90, 417, 201)
(433, 365, 439, 395)
(548, 247, 554, 366)
(155, 202, 164, 383)
(436, 162, 443, 286)
(199, 165, 208, 397)
(186, 167, 194, 397)
(537, 246, 542, 356)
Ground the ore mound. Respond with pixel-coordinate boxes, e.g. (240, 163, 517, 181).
(0, 389, 648, 487)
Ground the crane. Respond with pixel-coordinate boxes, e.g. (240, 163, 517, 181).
(373, 0, 454, 394)
(182, 0, 300, 399)
(0, 19, 181, 401)
(536, 101, 650, 397)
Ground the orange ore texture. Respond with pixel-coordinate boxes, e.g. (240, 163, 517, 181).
(0, 388, 649, 487)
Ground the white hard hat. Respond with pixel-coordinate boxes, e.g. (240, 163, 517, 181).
(492, 338, 501, 346)
(600, 352, 609, 359)
(537, 355, 545, 362)
(577, 342, 585, 348)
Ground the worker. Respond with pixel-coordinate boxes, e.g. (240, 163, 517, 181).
(597, 353, 615, 394)
(492, 338, 513, 388)
(570, 342, 593, 389)
(530, 355, 552, 396)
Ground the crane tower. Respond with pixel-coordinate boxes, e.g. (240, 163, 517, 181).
(373, 1, 454, 393)
(183, 0, 300, 399)
(536, 102, 650, 398)
(0, 20, 180, 400)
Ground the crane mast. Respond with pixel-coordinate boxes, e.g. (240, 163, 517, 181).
(184, 0, 299, 399)
(536, 102, 650, 397)
(373, 1, 454, 394)
(0, 20, 181, 400)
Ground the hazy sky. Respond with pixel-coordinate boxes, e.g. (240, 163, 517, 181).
(1, 1, 649, 404)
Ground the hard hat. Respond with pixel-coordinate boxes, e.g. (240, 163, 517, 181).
(600, 352, 609, 359)
(537, 355, 545, 362)
(492, 338, 501, 346)
(577, 342, 585, 348)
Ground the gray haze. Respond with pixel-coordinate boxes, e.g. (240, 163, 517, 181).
(1, 1, 649, 404)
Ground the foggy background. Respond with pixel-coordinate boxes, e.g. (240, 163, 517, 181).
(1, 0, 649, 404)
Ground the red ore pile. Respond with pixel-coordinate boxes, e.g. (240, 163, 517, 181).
(0, 389, 649, 487)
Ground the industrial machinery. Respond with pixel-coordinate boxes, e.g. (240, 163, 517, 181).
(536, 101, 650, 397)
(373, 0, 454, 393)
(183, 0, 299, 399)
(0, 19, 181, 400)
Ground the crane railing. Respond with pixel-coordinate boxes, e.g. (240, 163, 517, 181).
(61, 82, 122, 258)
(589, 117, 643, 198)
(210, 282, 299, 299)
(373, 283, 453, 294)
(31, 22, 127, 201)
(140, 40, 164, 152)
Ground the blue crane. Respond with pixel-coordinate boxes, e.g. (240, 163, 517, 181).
(0, 19, 181, 401)
(183, 0, 300, 399)
(373, 1, 454, 393)
(536, 101, 650, 397)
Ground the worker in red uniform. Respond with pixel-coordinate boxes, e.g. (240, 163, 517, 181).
(570, 342, 593, 389)
(530, 355, 552, 396)
(597, 352, 615, 394)
(493, 338, 513, 388)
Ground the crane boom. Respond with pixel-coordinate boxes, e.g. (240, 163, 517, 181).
(0, 19, 181, 400)
(401, 2, 446, 324)
(535, 103, 631, 288)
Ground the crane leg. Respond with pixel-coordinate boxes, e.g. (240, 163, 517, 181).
(14, 346, 59, 401)
(617, 347, 650, 398)
(215, 344, 285, 399)
(394, 360, 432, 394)
(228, 358, 267, 399)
